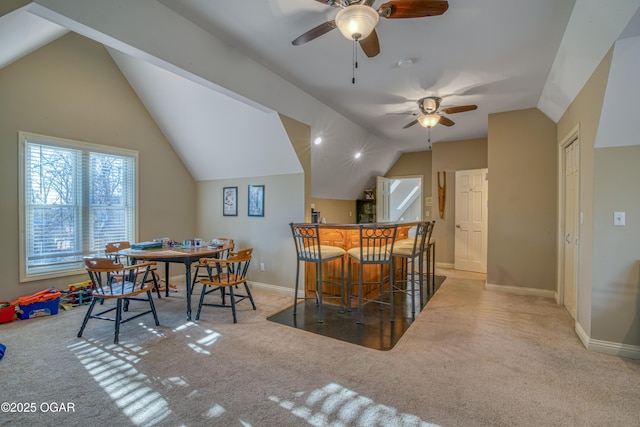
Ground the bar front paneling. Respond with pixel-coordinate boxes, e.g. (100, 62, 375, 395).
(304, 222, 416, 306)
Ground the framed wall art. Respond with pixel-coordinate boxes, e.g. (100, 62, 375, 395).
(248, 185, 264, 217)
(223, 186, 238, 216)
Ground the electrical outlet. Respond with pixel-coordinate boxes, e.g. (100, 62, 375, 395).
(260, 262, 265, 272)
(614, 212, 625, 226)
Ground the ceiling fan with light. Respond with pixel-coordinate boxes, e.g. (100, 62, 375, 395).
(402, 96, 477, 129)
(292, 0, 449, 58)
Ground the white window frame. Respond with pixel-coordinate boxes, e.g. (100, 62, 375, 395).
(18, 131, 138, 282)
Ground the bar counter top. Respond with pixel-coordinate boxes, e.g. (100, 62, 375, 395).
(308, 221, 420, 228)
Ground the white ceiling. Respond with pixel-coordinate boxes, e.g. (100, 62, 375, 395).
(2, 0, 639, 199)
(0, 4, 67, 69)
(160, 0, 575, 148)
(108, 48, 303, 181)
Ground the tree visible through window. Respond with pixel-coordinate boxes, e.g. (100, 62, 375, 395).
(20, 132, 137, 279)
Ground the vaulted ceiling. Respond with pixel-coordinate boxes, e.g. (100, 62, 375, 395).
(2, 0, 639, 199)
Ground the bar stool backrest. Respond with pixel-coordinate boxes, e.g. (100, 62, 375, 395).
(357, 224, 398, 264)
(426, 221, 435, 247)
(290, 223, 324, 263)
(408, 222, 430, 256)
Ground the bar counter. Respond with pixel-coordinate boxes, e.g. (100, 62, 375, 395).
(304, 222, 419, 305)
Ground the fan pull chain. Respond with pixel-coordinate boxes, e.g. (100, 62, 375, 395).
(352, 40, 358, 84)
(427, 128, 432, 150)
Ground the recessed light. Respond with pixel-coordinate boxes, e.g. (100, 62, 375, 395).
(354, 152, 361, 159)
(314, 137, 322, 145)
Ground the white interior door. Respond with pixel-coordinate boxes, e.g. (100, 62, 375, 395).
(376, 176, 391, 222)
(454, 169, 488, 273)
(563, 140, 579, 319)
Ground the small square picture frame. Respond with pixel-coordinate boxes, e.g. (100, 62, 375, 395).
(223, 186, 238, 216)
(248, 185, 264, 217)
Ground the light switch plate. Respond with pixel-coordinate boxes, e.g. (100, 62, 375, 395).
(614, 211, 625, 226)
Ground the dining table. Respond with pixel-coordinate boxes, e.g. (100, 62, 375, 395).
(117, 242, 233, 320)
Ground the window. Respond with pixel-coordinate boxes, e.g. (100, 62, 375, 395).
(19, 132, 137, 281)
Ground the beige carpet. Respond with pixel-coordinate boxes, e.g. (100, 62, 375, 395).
(1, 269, 638, 426)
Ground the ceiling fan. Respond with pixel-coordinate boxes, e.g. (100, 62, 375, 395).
(402, 96, 477, 129)
(292, 0, 449, 58)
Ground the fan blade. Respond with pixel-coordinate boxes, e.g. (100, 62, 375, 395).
(292, 20, 337, 46)
(379, 0, 448, 19)
(313, 0, 341, 6)
(359, 29, 380, 57)
(441, 104, 477, 114)
(438, 116, 455, 126)
(403, 119, 419, 129)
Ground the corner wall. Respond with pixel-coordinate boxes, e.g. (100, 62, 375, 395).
(557, 47, 613, 340)
(559, 42, 640, 350)
(0, 33, 196, 301)
(487, 108, 557, 292)
(431, 138, 488, 265)
(196, 173, 304, 294)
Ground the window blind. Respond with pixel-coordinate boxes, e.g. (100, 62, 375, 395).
(21, 133, 137, 279)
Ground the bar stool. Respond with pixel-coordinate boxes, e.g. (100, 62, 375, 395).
(290, 223, 346, 323)
(426, 233, 436, 295)
(391, 221, 433, 316)
(346, 223, 398, 324)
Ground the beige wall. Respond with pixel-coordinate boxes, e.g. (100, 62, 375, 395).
(558, 46, 640, 347)
(310, 198, 357, 224)
(431, 138, 488, 264)
(196, 174, 304, 291)
(487, 109, 557, 290)
(279, 113, 311, 222)
(0, 33, 196, 301)
(557, 48, 613, 338)
(0, 0, 29, 15)
(592, 146, 640, 345)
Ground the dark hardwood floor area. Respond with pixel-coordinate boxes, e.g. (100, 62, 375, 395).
(267, 276, 445, 351)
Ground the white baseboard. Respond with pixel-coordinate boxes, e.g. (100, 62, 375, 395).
(249, 281, 301, 297)
(485, 282, 557, 299)
(168, 276, 301, 298)
(435, 262, 454, 269)
(575, 321, 640, 359)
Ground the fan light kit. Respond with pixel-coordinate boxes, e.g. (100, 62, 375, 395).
(292, 1, 449, 83)
(335, 5, 379, 41)
(418, 114, 440, 128)
(402, 96, 478, 130)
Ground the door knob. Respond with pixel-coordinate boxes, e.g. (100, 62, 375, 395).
(565, 234, 571, 244)
(456, 224, 461, 228)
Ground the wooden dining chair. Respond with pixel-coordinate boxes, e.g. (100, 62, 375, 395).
(105, 241, 162, 297)
(190, 238, 235, 294)
(78, 258, 160, 344)
(195, 248, 256, 323)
